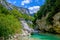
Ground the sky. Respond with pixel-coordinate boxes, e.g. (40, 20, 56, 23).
(7, 0, 45, 14)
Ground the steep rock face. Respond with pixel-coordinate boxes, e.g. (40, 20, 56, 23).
(35, 0, 60, 34)
(53, 12, 60, 33)
(36, 13, 52, 32)
(0, 0, 13, 9)
(0, 0, 30, 15)
(36, 12, 60, 33)
(17, 7, 30, 15)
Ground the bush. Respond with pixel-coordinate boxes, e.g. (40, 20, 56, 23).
(0, 14, 22, 39)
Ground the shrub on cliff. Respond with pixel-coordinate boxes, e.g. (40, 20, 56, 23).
(0, 14, 22, 39)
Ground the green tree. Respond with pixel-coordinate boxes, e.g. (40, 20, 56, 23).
(0, 14, 22, 40)
(36, 0, 60, 25)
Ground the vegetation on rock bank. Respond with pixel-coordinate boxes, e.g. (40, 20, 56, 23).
(34, 0, 60, 34)
(0, 3, 34, 39)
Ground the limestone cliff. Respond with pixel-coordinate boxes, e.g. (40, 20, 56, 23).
(35, 0, 60, 34)
(36, 12, 60, 34)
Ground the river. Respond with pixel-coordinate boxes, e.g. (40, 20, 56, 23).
(20, 19, 60, 40)
(30, 33, 60, 40)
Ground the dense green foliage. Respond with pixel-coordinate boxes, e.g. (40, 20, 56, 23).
(0, 4, 23, 38)
(35, 0, 60, 25)
(0, 14, 22, 37)
(0, 3, 35, 39)
(0, 0, 35, 37)
(33, 0, 60, 34)
(11, 8, 35, 21)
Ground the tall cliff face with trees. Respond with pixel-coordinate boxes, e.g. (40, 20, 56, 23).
(34, 0, 60, 34)
(0, 0, 35, 40)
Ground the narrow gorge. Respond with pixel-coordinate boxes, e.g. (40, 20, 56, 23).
(0, 0, 60, 40)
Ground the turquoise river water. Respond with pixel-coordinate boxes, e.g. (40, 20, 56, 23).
(30, 33, 60, 40)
